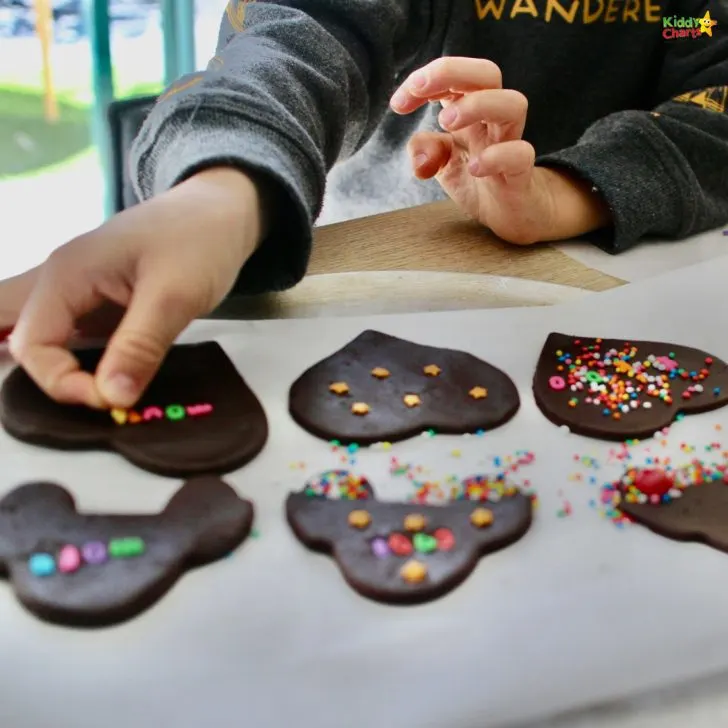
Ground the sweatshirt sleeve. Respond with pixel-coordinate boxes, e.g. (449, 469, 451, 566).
(128, 0, 442, 294)
(536, 2, 728, 254)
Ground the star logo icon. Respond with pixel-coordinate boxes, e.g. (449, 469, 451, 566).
(699, 10, 718, 36)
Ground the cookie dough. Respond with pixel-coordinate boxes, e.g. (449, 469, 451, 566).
(533, 333, 728, 440)
(0, 342, 268, 476)
(0, 476, 254, 627)
(286, 470, 533, 604)
(289, 330, 520, 445)
(616, 467, 728, 553)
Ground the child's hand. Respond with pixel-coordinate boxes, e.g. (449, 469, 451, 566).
(0, 167, 268, 409)
(390, 57, 610, 244)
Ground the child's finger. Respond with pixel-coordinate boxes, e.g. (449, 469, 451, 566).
(94, 272, 206, 409)
(469, 140, 536, 184)
(391, 57, 502, 114)
(407, 131, 454, 179)
(438, 89, 528, 140)
(391, 57, 500, 113)
(391, 88, 462, 115)
(9, 261, 106, 408)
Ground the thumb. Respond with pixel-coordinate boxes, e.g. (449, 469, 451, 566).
(94, 275, 206, 408)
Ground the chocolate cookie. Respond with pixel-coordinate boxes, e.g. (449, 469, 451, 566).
(286, 470, 533, 604)
(533, 333, 728, 440)
(0, 342, 269, 476)
(289, 330, 520, 445)
(614, 466, 728, 553)
(0, 476, 254, 627)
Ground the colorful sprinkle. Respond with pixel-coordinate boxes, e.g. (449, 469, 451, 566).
(108, 537, 145, 558)
(400, 559, 428, 584)
(81, 541, 108, 565)
(348, 510, 371, 529)
(371, 537, 390, 558)
(434, 528, 456, 551)
(413, 533, 438, 554)
(57, 545, 82, 574)
(304, 470, 370, 500)
(548, 338, 715, 418)
(388, 533, 414, 557)
(28, 553, 55, 577)
(404, 514, 427, 532)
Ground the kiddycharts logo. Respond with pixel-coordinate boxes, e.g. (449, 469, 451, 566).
(662, 10, 718, 39)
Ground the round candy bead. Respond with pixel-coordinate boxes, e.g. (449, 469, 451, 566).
(371, 538, 390, 559)
(82, 541, 108, 565)
(28, 553, 56, 577)
(58, 545, 81, 574)
(549, 376, 566, 390)
(387, 533, 413, 557)
(413, 533, 437, 554)
(434, 528, 455, 551)
(165, 404, 186, 421)
(632, 469, 674, 499)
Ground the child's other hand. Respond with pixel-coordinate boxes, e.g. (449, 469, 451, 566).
(390, 57, 610, 244)
(0, 167, 267, 409)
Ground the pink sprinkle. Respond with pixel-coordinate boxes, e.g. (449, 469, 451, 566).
(58, 545, 81, 574)
(187, 403, 213, 416)
(142, 406, 164, 421)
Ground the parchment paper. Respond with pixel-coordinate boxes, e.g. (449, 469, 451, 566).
(1, 257, 728, 728)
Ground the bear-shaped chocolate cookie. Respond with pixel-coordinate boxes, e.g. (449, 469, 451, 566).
(0, 476, 254, 627)
(286, 470, 533, 604)
(0, 342, 269, 476)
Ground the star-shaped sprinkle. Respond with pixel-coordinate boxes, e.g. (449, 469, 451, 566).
(329, 381, 350, 395)
(469, 386, 488, 399)
(470, 507, 494, 528)
(400, 559, 428, 584)
(110, 408, 127, 425)
(371, 367, 390, 379)
(423, 364, 441, 376)
(403, 513, 427, 532)
(351, 402, 370, 415)
(403, 393, 421, 408)
(348, 509, 372, 529)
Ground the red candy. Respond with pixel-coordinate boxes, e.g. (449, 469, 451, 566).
(434, 528, 455, 551)
(388, 533, 413, 556)
(633, 468, 674, 498)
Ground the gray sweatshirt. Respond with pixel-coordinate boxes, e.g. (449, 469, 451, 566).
(130, 0, 728, 294)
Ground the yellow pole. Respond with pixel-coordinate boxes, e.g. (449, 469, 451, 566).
(33, 0, 59, 123)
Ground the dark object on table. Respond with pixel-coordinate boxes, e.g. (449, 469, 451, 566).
(0, 476, 254, 627)
(0, 342, 268, 477)
(533, 332, 728, 440)
(289, 330, 520, 445)
(287, 470, 533, 604)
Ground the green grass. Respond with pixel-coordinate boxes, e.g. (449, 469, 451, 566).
(0, 87, 89, 177)
(0, 80, 161, 179)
